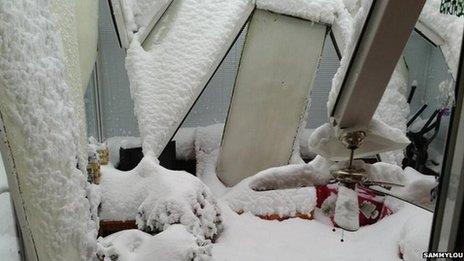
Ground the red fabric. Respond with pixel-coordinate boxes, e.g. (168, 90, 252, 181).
(315, 185, 392, 227)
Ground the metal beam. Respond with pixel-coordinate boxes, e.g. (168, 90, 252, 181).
(331, 0, 426, 129)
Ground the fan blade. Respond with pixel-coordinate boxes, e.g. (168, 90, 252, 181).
(363, 186, 433, 212)
(361, 180, 404, 188)
(334, 186, 360, 231)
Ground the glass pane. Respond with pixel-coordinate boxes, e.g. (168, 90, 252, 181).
(98, 0, 139, 139)
(84, 70, 99, 140)
(372, 0, 463, 216)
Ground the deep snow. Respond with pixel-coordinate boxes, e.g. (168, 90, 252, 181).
(99, 121, 435, 260)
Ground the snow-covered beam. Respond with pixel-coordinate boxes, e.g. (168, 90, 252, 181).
(331, 0, 426, 129)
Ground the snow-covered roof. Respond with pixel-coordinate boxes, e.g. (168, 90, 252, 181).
(126, 0, 254, 156)
(127, 0, 355, 157)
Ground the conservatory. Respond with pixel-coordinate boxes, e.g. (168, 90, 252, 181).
(0, 0, 464, 260)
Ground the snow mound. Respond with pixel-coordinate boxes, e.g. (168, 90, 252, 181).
(172, 124, 317, 163)
(395, 167, 438, 210)
(97, 225, 211, 261)
(249, 156, 333, 191)
(224, 169, 318, 218)
(399, 211, 433, 261)
(106, 136, 142, 166)
(173, 127, 197, 161)
(230, 160, 325, 217)
(333, 186, 359, 231)
(189, 124, 326, 218)
(126, 0, 253, 157)
(100, 156, 221, 240)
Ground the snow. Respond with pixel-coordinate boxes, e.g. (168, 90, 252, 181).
(99, 155, 221, 240)
(249, 156, 332, 192)
(298, 128, 318, 159)
(174, 124, 325, 218)
(326, 0, 371, 115)
(106, 136, 142, 166)
(173, 127, 196, 161)
(190, 124, 406, 229)
(126, 0, 254, 157)
(87, 183, 102, 230)
(99, 124, 432, 260)
(97, 225, 211, 261)
(97, 200, 432, 261)
(0, 0, 96, 259)
(419, 0, 464, 79)
(224, 165, 319, 218)
(324, 0, 410, 166)
(0, 193, 20, 261)
(88, 137, 107, 163)
(51, 0, 89, 166)
(212, 201, 430, 261)
(399, 211, 433, 261)
(375, 61, 411, 165)
(170, 124, 317, 163)
(396, 167, 437, 210)
(308, 118, 410, 161)
(367, 162, 405, 185)
(370, 166, 437, 211)
(333, 186, 359, 231)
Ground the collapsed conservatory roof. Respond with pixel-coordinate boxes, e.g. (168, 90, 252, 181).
(125, 0, 355, 157)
